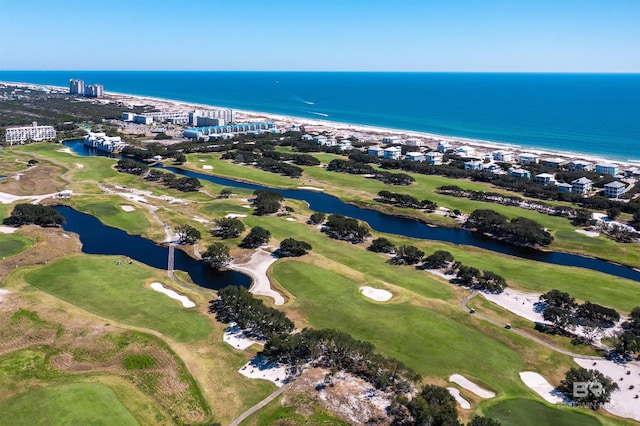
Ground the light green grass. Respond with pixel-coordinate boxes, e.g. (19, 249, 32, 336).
(72, 198, 153, 236)
(483, 398, 601, 426)
(22, 254, 212, 342)
(0, 382, 140, 426)
(0, 234, 32, 258)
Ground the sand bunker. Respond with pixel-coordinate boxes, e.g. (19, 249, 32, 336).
(286, 217, 296, 221)
(519, 371, 568, 404)
(447, 387, 471, 409)
(0, 288, 10, 303)
(75, 163, 84, 168)
(449, 374, 495, 398)
(202, 165, 213, 170)
(574, 358, 640, 422)
(224, 322, 263, 350)
(0, 226, 18, 234)
(225, 213, 247, 218)
(576, 229, 600, 237)
(238, 355, 288, 387)
(150, 282, 195, 308)
(57, 148, 72, 153)
(297, 186, 325, 191)
(120, 205, 135, 212)
(192, 216, 209, 224)
(360, 286, 392, 302)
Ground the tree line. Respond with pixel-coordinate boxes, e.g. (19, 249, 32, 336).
(466, 209, 553, 247)
(3, 204, 65, 227)
(116, 159, 202, 192)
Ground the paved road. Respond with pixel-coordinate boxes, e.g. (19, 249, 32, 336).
(229, 384, 288, 426)
(461, 290, 602, 360)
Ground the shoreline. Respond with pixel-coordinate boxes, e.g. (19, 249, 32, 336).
(2, 79, 639, 168)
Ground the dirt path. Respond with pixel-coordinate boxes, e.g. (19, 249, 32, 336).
(229, 384, 288, 426)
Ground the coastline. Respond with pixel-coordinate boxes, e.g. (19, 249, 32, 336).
(2, 79, 637, 168)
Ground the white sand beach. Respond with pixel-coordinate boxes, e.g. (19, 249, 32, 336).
(574, 357, 640, 422)
(360, 286, 392, 302)
(238, 355, 288, 387)
(519, 371, 568, 404)
(449, 374, 496, 398)
(150, 282, 195, 308)
(447, 387, 471, 409)
(228, 248, 284, 305)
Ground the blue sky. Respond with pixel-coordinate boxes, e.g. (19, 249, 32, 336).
(1, 0, 638, 72)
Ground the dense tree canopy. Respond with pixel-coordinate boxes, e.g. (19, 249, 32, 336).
(239, 226, 271, 248)
(308, 212, 326, 225)
(212, 217, 245, 239)
(324, 214, 371, 244)
(3, 204, 65, 227)
(423, 250, 454, 269)
(368, 237, 396, 254)
(557, 367, 618, 408)
(466, 209, 553, 247)
(278, 238, 312, 257)
(201, 242, 230, 270)
(391, 245, 425, 265)
(252, 190, 283, 216)
(175, 224, 201, 245)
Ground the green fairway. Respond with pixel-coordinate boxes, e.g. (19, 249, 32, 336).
(0, 234, 32, 258)
(0, 382, 139, 426)
(22, 254, 212, 342)
(483, 398, 601, 426)
(73, 198, 153, 236)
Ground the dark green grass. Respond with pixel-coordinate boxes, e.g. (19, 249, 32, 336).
(483, 398, 601, 426)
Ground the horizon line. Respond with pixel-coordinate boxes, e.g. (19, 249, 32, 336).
(1, 70, 640, 75)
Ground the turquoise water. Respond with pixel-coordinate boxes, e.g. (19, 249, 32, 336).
(2, 71, 639, 161)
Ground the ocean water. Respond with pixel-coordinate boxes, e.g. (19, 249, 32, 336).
(1, 71, 639, 161)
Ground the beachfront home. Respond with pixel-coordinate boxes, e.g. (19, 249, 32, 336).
(405, 138, 425, 147)
(301, 134, 313, 141)
(571, 177, 593, 195)
(455, 146, 475, 157)
(405, 152, 425, 162)
(595, 163, 619, 176)
(383, 146, 402, 160)
(518, 153, 540, 165)
(568, 160, 593, 171)
(338, 140, 352, 150)
(604, 181, 626, 198)
(121, 112, 134, 121)
(557, 183, 572, 192)
(367, 146, 384, 157)
(492, 150, 514, 162)
(535, 173, 556, 186)
(509, 168, 531, 179)
(383, 137, 403, 145)
(133, 115, 154, 125)
(540, 157, 566, 169)
(437, 140, 451, 153)
(83, 131, 127, 153)
(313, 135, 328, 144)
(425, 151, 443, 166)
(464, 160, 484, 171)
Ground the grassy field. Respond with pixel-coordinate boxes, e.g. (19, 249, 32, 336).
(0, 234, 32, 258)
(21, 254, 212, 343)
(71, 196, 154, 236)
(0, 382, 141, 426)
(483, 398, 601, 426)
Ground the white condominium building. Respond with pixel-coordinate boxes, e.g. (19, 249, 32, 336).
(5, 122, 56, 144)
(85, 84, 104, 98)
(69, 79, 85, 95)
(189, 109, 235, 126)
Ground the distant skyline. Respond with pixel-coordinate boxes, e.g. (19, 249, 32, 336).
(1, 0, 639, 73)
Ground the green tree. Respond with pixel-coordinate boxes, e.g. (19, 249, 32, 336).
(219, 188, 233, 198)
(557, 367, 618, 408)
(3, 204, 65, 227)
(543, 306, 577, 334)
(368, 237, 395, 254)
(173, 152, 186, 164)
(613, 331, 639, 356)
(202, 242, 230, 270)
(212, 217, 246, 239)
(308, 212, 326, 225)
(240, 226, 271, 248)
(279, 238, 312, 257)
(423, 250, 454, 269)
(392, 245, 424, 265)
(540, 289, 577, 310)
(175, 224, 201, 245)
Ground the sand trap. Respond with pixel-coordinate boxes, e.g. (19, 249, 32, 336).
(75, 163, 84, 168)
(447, 387, 471, 409)
(225, 213, 247, 218)
(286, 217, 296, 221)
(238, 355, 288, 387)
(519, 371, 568, 404)
(576, 229, 600, 237)
(297, 186, 325, 191)
(0, 226, 18, 234)
(224, 322, 263, 350)
(120, 205, 135, 212)
(228, 248, 284, 305)
(202, 165, 213, 170)
(242, 205, 252, 208)
(449, 374, 495, 398)
(150, 282, 195, 308)
(193, 216, 209, 224)
(57, 148, 72, 153)
(574, 357, 640, 422)
(0, 288, 10, 303)
(360, 286, 392, 302)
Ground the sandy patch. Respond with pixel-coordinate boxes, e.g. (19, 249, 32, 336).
(449, 374, 495, 398)
(202, 165, 213, 170)
(447, 387, 471, 409)
(424, 269, 457, 281)
(14, 174, 21, 181)
(120, 205, 135, 212)
(150, 282, 195, 308)
(297, 186, 325, 191)
(228, 248, 284, 305)
(286, 217, 296, 221)
(198, 159, 205, 162)
(360, 286, 392, 302)
(0, 288, 10, 303)
(75, 163, 84, 168)
(576, 229, 600, 237)
(0, 191, 57, 205)
(519, 371, 568, 404)
(57, 148, 72, 153)
(223, 322, 263, 350)
(242, 205, 252, 208)
(0, 226, 18, 234)
(225, 213, 247, 218)
(239, 355, 288, 387)
(574, 358, 640, 422)
(192, 216, 209, 224)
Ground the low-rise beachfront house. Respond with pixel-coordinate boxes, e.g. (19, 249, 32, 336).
(595, 163, 619, 176)
(383, 146, 403, 160)
(455, 146, 475, 157)
(313, 135, 328, 144)
(518, 153, 540, 165)
(535, 173, 556, 186)
(485, 164, 507, 175)
(301, 134, 313, 141)
(623, 167, 640, 178)
(437, 140, 451, 152)
(5, 122, 56, 144)
(83, 131, 127, 153)
(492, 150, 514, 162)
(464, 160, 484, 171)
(367, 146, 384, 157)
(509, 168, 531, 179)
(338, 140, 352, 150)
(121, 112, 135, 121)
(133, 115, 154, 125)
(557, 183, 572, 192)
(604, 181, 626, 198)
(568, 160, 593, 171)
(540, 157, 566, 169)
(321, 138, 337, 147)
(425, 151, 443, 166)
(383, 136, 403, 145)
(571, 177, 593, 195)
(405, 152, 425, 162)
(405, 138, 424, 147)
(183, 122, 275, 139)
